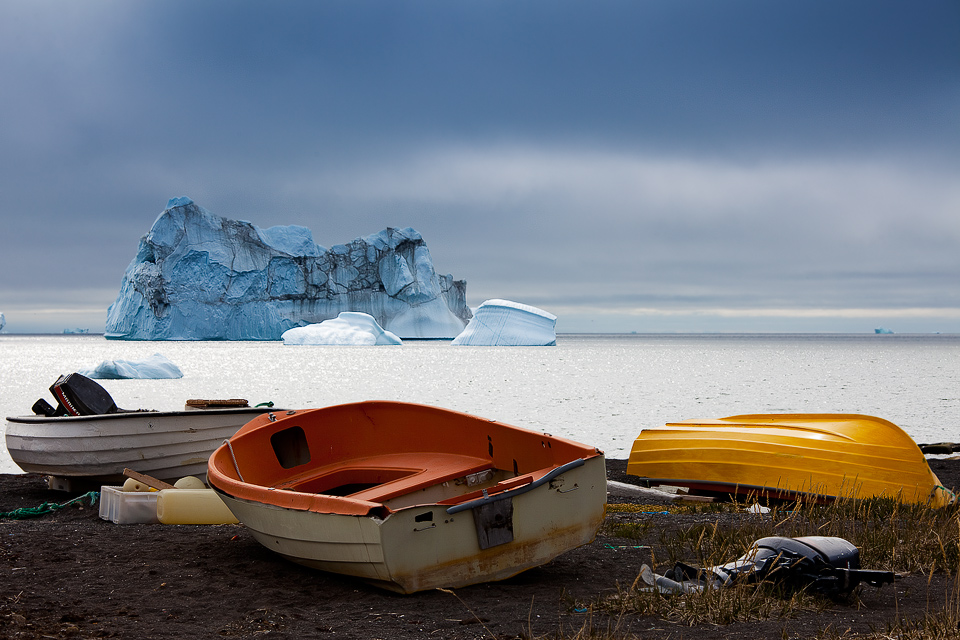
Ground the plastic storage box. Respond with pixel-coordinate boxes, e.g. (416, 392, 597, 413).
(99, 486, 160, 524)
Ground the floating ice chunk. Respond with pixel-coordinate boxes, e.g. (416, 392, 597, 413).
(282, 312, 402, 346)
(386, 297, 472, 339)
(79, 353, 184, 379)
(451, 299, 557, 346)
(0, 312, 5, 332)
(875, 327, 894, 334)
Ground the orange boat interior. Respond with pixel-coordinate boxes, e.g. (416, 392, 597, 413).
(209, 401, 600, 516)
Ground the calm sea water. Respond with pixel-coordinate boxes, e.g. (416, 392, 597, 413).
(2, 333, 958, 474)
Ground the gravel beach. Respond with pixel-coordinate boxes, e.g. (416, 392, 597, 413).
(1, 459, 958, 639)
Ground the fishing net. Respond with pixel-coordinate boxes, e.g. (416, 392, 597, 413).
(0, 491, 99, 520)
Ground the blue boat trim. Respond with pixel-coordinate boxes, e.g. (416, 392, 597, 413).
(446, 458, 586, 515)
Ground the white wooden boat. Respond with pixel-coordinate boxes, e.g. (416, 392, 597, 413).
(5, 405, 279, 489)
(207, 401, 607, 593)
(5, 373, 277, 489)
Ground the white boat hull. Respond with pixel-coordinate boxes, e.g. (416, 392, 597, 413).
(5, 408, 276, 483)
(214, 454, 607, 593)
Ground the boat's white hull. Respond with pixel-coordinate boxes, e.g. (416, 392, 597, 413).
(4, 408, 275, 483)
(215, 454, 607, 593)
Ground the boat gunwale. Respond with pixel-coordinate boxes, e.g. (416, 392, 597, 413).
(636, 476, 842, 502)
(211, 455, 596, 518)
(208, 400, 603, 518)
(5, 407, 278, 423)
(634, 474, 946, 505)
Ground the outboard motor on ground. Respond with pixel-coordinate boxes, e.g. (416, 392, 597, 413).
(32, 373, 119, 417)
(641, 536, 897, 597)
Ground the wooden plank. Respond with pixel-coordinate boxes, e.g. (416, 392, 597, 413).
(123, 468, 175, 490)
(185, 398, 249, 408)
(676, 495, 715, 503)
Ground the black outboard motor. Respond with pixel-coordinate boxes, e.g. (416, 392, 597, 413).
(646, 536, 896, 596)
(32, 373, 119, 417)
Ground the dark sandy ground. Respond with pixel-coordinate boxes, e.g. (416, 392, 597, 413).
(1, 459, 958, 639)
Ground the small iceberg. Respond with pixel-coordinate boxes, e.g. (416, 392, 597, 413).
(79, 353, 184, 379)
(875, 327, 894, 334)
(451, 299, 557, 346)
(281, 312, 402, 346)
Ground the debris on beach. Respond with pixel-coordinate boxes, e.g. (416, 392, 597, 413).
(99, 469, 238, 525)
(919, 442, 960, 455)
(0, 491, 99, 520)
(637, 536, 896, 597)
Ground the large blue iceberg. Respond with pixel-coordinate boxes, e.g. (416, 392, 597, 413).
(281, 312, 402, 346)
(105, 198, 471, 340)
(451, 299, 558, 346)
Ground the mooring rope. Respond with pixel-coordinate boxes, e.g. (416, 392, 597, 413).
(224, 438, 245, 482)
(0, 491, 99, 520)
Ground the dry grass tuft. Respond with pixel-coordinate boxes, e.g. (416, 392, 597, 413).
(559, 494, 960, 639)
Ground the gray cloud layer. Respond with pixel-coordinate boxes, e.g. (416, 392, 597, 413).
(1, 1, 957, 332)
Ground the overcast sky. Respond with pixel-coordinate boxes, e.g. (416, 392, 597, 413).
(1, 1, 957, 334)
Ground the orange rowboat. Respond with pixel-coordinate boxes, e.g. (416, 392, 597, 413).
(207, 401, 606, 593)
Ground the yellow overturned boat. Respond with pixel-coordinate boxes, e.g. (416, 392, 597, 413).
(627, 414, 954, 507)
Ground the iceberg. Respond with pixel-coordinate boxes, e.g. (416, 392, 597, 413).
(875, 327, 894, 334)
(281, 312, 402, 346)
(104, 198, 471, 340)
(0, 312, 5, 332)
(451, 299, 558, 346)
(78, 353, 184, 379)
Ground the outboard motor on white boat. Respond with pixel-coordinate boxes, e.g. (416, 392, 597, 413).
(32, 373, 119, 417)
(640, 536, 896, 597)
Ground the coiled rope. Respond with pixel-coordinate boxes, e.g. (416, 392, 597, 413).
(0, 491, 99, 520)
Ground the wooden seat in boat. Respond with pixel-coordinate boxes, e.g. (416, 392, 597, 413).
(279, 452, 493, 504)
